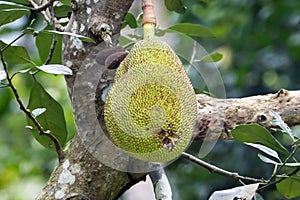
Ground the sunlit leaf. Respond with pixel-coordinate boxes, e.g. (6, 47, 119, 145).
(32, 108, 46, 117)
(136, 13, 143, 27)
(201, 52, 223, 62)
(37, 65, 72, 75)
(25, 125, 33, 130)
(18, 68, 31, 73)
(27, 81, 68, 149)
(276, 173, 300, 199)
(167, 23, 215, 38)
(0, 70, 7, 81)
(245, 143, 281, 161)
(208, 183, 259, 200)
(232, 124, 290, 156)
(164, 0, 186, 14)
(258, 154, 300, 167)
(0, 41, 31, 65)
(257, 153, 278, 165)
(124, 12, 137, 28)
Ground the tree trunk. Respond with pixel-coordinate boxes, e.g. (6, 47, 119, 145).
(37, 1, 144, 199)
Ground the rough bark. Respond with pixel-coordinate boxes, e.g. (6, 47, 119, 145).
(36, 0, 300, 199)
(194, 89, 300, 141)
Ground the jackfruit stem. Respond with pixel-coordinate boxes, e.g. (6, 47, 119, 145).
(143, 23, 155, 40)
(142, 0, 156, 40)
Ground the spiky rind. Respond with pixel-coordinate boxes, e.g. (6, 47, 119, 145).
(104, 38, 197, 162)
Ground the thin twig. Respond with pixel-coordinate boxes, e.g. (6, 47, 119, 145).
(258, 167, 300, 191)
(45, 5, 58, 65)
(186, 41, 197, 73)
(268, 147, 298, 182)
(34, 0, 57, 12)
(0, 48, 64, 162)
(257, 147, 299, 191)
(45, 36, 58, 64)
(29, 0, 65, 32)
(181, 152, 266, 183)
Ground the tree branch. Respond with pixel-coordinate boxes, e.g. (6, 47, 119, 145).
(44, 5, 58, 65)
(29, 0, 65, 32)
(149, 169, 172, 200)
(34, 0, 57, 12)
(195, 89, 300, 141)
(181, 152, 266, 183)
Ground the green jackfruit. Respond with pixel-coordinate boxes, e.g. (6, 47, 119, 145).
(104, 32, 197, 162)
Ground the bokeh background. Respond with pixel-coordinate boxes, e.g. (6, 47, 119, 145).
(0, 0, 300, 199)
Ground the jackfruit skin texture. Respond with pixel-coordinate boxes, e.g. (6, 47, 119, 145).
(104, 37, 197, 162)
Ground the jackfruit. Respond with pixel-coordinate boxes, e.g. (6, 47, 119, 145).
(104, 24, 197, 162)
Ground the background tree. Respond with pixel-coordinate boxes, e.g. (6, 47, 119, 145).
(0, 0, 299, 199)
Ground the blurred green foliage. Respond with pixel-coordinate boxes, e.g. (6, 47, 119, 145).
(0, 0, 300, 199)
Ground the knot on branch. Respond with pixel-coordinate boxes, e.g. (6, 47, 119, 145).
(275, 88, 289, 98)
(89, 18, 113, 46)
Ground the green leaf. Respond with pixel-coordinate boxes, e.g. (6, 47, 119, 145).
(124, 12, 137, 28)
(36, 30, 62, 64)
(202, 52, 223, 62)
(10, 0, 31, 5)
(245, 143, 281, 161)
(0, 70, 6, 81)
(118, 36, 134, 48)
(136, 13, 143, 27)
(167, 23, 215, 38)
(37, 65, 72, 75)
(276, 173, 300, 199)
(0, 40, 31, 65)
(164, 0, 186, 14)
(0, 1, 30, 8)
(27, 81, 68, 149)
(60, 0, 71, 6)
(54, 5, 71, 18)
(41, 30, 95, 43)
(232, 124, 290, 156)
(0, 1, 30, 26)
(0, 8, 29, 26)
